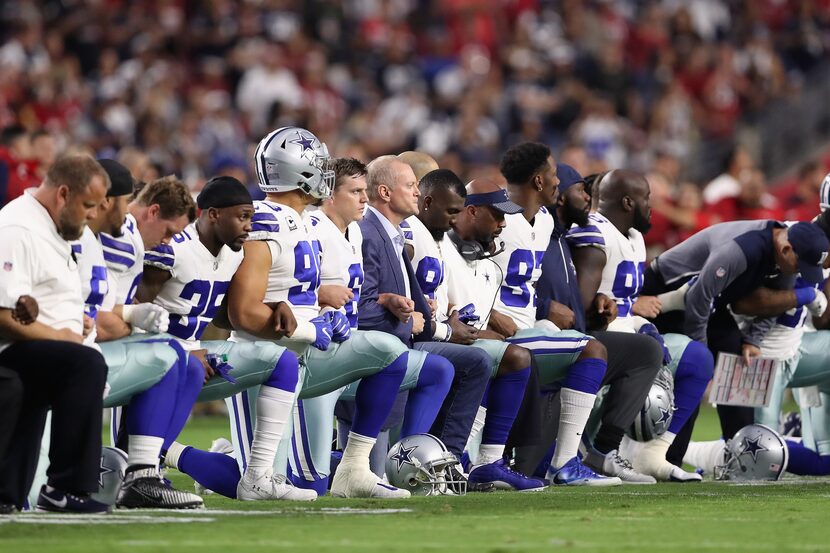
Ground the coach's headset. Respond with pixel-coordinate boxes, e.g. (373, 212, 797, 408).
(447, 229, 505, 262)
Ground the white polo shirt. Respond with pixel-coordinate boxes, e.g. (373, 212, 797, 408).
(0, 192, 85, 353)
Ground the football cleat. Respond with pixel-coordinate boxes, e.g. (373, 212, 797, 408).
(331, 463, 410, 499)
(194, 437, 235, 496)
(548, 457, 622, 487)
(468, 459, 547, 492)
(583, 449, 656, 485)
(0, 502, 16, 515)
(37, 485, 111, 514)
(116, 468, 204, 509)
(780, 412, 802, 438)
(237, 469, 317, 501)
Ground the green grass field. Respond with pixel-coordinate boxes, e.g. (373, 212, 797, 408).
(2, 407, 829, 553)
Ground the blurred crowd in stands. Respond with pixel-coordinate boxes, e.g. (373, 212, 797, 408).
(2, 0, 830, 255)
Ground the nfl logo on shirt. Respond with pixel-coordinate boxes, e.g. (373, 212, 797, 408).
(2, 261, 11, 272)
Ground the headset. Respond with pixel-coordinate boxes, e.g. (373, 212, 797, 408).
(446, 229, 505, 262)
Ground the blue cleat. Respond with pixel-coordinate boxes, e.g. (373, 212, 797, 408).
(468, 459, 547, 492)
(547, 457, 622, 486)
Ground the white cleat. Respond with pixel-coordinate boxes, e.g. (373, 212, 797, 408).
(236, 469, 318, 501)
(584, 449, 656, 485)
(330, 464, 411, 499)
(195, 438, 235, 496)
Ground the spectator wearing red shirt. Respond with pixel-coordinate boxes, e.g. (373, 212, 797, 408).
(0, 126, 39, 206)
(710, 168, 783, 222)
(773, 159, 826, 222)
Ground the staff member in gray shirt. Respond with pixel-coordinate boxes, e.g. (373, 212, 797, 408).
(643, 219, 829, 439)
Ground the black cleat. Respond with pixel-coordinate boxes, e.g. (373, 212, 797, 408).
(0, 502, 17, 515)
(116, 468, 204, 510)
(37, 486, 110, 514)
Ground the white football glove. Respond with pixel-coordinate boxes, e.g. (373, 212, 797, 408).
(807, 290, 828, 318)
(122, 303, 170, 333)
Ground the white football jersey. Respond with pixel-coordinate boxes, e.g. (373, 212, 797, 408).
(246, 200, 322, 326)
(146, 222, 242, 345)
(491, 207, 555, 329)
(443, 241, 502, 329)
(309, 210, 364, 329)
(74, 227, 112, 321)
(100, 214, 145, 305)
(567, 212, 646, 330)
(407, 216, 453, 340)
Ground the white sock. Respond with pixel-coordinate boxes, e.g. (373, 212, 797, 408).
(341, 432, 376, 471)
(128, 435, 164, 469)
(474, 444, 505, 467)
(684, 439, 726, 473)
(551, 388, 596, 469)
(164, 441, 186, 469)
(247, 386, 295, 472)
(464, 406, 487, 465)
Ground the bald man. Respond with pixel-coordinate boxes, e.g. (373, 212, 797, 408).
(568, 170, 711, 482)
(398, 151, 439, 183)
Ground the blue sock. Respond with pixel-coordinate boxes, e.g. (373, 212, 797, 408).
(669, 341, 713, 434)
(784, 440, 830, 476)
(162, 342, 204, 451)
(178, 446, 241, 498)
(351, 353, 407, 438)
(127, 357, 179, 438)
(401, 353, 453, 437)
(481, 366, 530, 445)
(561, 357, 606, 394)
(264, 350, 300, 392)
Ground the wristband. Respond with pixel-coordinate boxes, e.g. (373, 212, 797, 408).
(794, 287, 817, 307)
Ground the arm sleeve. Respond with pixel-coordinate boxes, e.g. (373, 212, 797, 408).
(0, 227, 34, 308)
(683, 242, 748, 343)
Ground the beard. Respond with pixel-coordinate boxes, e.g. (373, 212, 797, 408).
(632, 207, 652, 234)
(562, 201, 590, 227)
(57, 211, 84, 240)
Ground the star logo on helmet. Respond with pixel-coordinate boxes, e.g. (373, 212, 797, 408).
(290, 131, 317, 153)
(739, 436, 768, 461)
(391, 444, 417, 471)
(98, 456, 116, 487)
(656, 407, 671, 425)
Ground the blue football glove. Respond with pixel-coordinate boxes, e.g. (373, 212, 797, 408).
(205, 353, 237, 384)
(639, 323, 671, 366)
(325, 310, 351, 343)
(456, 303, 480, 325)
(310, 315, 333, 351)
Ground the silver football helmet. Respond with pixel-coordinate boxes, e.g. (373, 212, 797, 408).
(628, 367, 675, 442)
(91, 446, 128, 505)
(714, 424, 789, 481)
(386, 434, 466, 496)
(254, 126, 335, 199)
